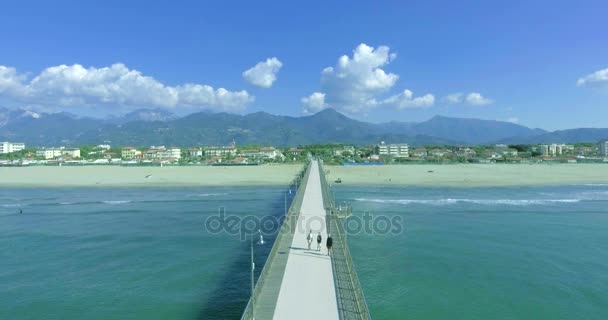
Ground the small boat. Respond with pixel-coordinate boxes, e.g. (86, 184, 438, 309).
(427, 170, 434, 173)
(334, 178, 342, 183)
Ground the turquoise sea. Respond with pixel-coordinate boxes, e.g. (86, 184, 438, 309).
(2, 184, 608, 319)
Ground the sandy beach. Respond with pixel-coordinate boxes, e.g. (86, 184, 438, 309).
(326, 164, 608, 187)
(1, 163, 608, 187)
(0, 165, 303, 187)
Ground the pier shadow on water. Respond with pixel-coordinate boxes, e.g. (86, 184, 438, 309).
(196, 186, 295, 320)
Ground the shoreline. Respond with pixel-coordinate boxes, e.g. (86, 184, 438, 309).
(1, 163, 607, 187)
(0, 165, 303, 187)
(326, 163, 608, 187)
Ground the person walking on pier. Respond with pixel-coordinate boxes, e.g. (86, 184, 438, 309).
(307, 230, 313, 250)
(316, 232, 322, 251)
(326, 234, 333, 256)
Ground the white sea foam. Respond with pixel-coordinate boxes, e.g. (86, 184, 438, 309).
(354, 198, 581, 206)
(195, 193, 228, 197)
(101, 200, 132, 205)
(1, 203, 25, 208)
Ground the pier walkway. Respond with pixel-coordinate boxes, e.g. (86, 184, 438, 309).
(272, 160, 339, 319)
(241, 160, 370, 320)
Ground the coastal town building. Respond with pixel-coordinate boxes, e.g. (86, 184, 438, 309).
(412, 148, 428, 157)
(333, 145, 355, 156)
(121, 147, 142, 160)
(162, 148, 182, 159)
(378, 142, 409, 157)
(239, 147, 283, 160)
(540, 144, 549, 156)
(287, 148, 305, 156)
(188, 148, 203, 158)
(428, 149, 451, 158)
(540, 144, 562, 157)
(457, 147, 477, 157)
(600, 140, 608, 156)
(0, 141, 25, 154)
(143, 147, 181, 160)
(36, 147, 80, 159)
(205, 145, 237, 157)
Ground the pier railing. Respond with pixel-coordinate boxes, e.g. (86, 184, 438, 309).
(240, 161, 312, 320)
(319, 160, 371, 320)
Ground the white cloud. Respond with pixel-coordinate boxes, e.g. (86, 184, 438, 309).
(301, 43, 434, 114)
(442, 92, 464, 104)
(505, 117, 520, 124)
(301, 92, 327, 114)
(465, 92, 493, 106)
(443, 92, 493, 106)
(242, 57, 283, 88)
(302, 43, 399, 113)
(577, 67, 608, 87)
(382, 89, 435, 109)
(0, 63, 254, 112)
(0, 66, 26, 95)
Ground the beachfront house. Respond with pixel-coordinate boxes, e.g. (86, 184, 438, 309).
(162, 148, 181, 159)
(121, 147, 142, 160)
(412, 148, 428, 157)
(239, 147, 283, 160)
(143, 147, 181, 161)
(188, 148, 203, 158)
(0, 141, 25, 154)
(378, 142, 409, 157)
(288, 148, 305, 156)
(36, 147, 81, 159)
(205, 145, 237, 157)
(428, 149, 451, 157)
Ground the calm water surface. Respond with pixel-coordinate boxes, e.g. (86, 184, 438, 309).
(1, 184, 607, 319)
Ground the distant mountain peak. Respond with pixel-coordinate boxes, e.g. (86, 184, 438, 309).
(114, 108, 178, 123)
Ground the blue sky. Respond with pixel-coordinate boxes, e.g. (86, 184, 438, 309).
(0, 0, 607, 130)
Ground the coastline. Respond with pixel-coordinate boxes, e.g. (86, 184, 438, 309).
(1, 163, 608, 188)
(326, 163, 608, 187)
(0, 165, 303, 187)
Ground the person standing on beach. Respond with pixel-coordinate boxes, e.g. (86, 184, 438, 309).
(326, 234, 333, 256)
(306, 230, 313, 250)
(316, 232, 322, 251)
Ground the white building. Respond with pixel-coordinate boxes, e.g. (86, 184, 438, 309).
(36, 147, 80, 159)
(541, 144, 564, 157)
(205, 145, 237, 157)
(0, 142, 25, 154)
(411, 148, 428, 157)
(143, 147, 181, 160)
(161, 148, 181, 159)
(600, 140, 608, 156)
(121, 147, 141, 160)
(239, 147, 283, 160)
(188, 148, 203, 158)
(378, 142, 409, 157)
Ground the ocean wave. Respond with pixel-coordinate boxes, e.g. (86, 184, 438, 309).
(101, 200, 132, 205)
(354, 198, 581, 206)
(1, 203, 26, 208)
(190, 193, 229, 197)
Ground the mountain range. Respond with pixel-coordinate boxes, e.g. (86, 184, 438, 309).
(1, 107, 607, 147)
